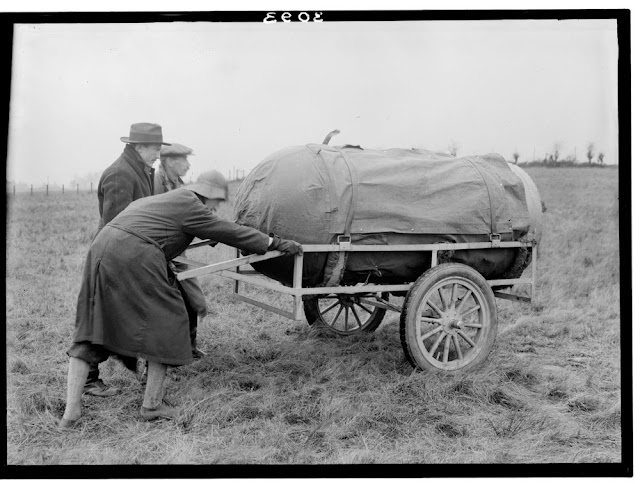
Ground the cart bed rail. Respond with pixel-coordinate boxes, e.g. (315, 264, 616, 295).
(176, 240, 537, 320)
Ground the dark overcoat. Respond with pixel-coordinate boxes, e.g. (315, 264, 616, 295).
(97, 144, 155, 231)
(153, 165, 207, 316)
(73, 188, 270, 366)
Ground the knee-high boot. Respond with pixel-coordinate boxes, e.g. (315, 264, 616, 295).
(141, 361, 177, 421)
(142, 361, 166, 409)
(59, 357, 90, 428)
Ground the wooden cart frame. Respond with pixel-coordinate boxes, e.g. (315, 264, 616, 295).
(176, 238, 537, 372)
(177, 239, 537, 316)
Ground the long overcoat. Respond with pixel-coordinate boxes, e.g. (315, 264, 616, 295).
(152, 166, 206, 316)
(97, 144, 155, 231)
(73, 188, 270, 366)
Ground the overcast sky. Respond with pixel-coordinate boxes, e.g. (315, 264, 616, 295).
(7, 16, 619, 186)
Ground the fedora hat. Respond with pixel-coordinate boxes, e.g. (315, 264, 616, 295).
(184, 170, 228, 201)
(120, 123, 171, 145)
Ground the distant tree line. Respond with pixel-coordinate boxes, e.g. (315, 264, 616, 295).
(445, 139, 609, 166)
(512, 141, 607, 166)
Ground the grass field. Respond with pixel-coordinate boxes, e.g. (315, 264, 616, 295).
(5, 166, 624, 471)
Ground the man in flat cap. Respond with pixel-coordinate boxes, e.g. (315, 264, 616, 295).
(155, 142, 192, 193)
(77, 122, 170, 397)
(154, 143, 208, 359)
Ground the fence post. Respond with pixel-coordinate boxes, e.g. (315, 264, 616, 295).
(62, 184, 64, 195)
(30, 185, 33, 196)
(13, 184, 15, 197)
(46, 184, 49, 196)
(90, 182, 92, 193)
(77, 184, 79, 194)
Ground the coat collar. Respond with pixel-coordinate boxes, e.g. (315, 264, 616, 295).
(122, 144, 155, 188)
(157, 164, 184, 191)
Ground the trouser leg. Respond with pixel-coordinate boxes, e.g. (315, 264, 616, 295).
(189, 308, 198, 352)
(142, 361, 167, 409)
(178, 281, 199, 352)
(86, 362, 99, 384)
(62, 357, 90, 422)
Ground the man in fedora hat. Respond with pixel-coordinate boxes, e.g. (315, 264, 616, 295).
(60, 170, 303, 426)
(97, 122, 170, 232)
(82, 122, 170, 398)
(154, 143, 207, 359)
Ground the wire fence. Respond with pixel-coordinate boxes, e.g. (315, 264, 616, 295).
(7, 184, 98, 196)
(7, 174, 248, 197)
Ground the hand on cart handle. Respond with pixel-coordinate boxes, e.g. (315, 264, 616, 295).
(269, 234, 303, 256)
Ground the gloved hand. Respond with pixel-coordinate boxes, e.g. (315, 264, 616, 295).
(269, 234, 303, 256)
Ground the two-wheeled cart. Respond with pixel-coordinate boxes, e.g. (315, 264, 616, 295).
(176, 237, 536, 372)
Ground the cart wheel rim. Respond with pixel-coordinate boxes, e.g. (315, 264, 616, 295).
(414, 276, 491, 370)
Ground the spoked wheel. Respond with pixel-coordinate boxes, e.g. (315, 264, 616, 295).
(400, 263, 497, 372)
(304, 290, 389, 335)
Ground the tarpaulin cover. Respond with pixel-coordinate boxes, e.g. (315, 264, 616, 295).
(234, 144, 540, 287)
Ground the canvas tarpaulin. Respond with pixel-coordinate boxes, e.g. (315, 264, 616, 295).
(234, 144, 540, 287)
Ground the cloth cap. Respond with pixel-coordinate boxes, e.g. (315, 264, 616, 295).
(184, 170, 228, 201)
(160, 143, 194, 158)
(120, 123, 171, 145)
